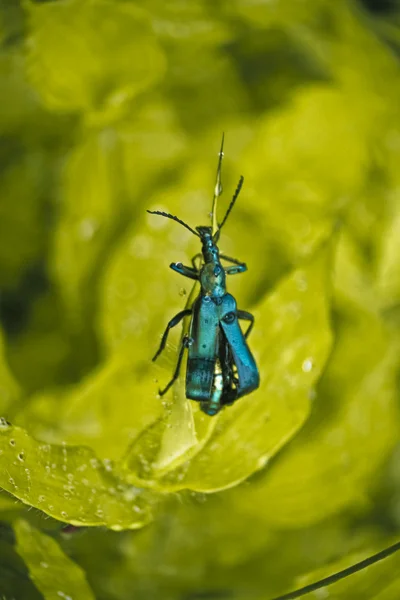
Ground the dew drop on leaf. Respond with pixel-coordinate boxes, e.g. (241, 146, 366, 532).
(0, 417, 10, 430)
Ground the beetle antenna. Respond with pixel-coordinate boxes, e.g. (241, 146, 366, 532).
(217, 175, 244, 234)
(147, 210, 199, 237)
(211, 133, 225, 237)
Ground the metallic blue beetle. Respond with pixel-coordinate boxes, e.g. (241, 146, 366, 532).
(148, 136, 259, 415)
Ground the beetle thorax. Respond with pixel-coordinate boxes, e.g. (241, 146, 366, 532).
(200, 262, 226, 297)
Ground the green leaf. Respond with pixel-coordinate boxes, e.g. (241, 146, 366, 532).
(26, 0, 165, 119)
(123, 243, 333, 491)
(0, 421, 151, 530)
(0, 151, 48, 290)
(17, 354, 164, 462)
(51, 105, 185, 334)
(0, 46, 42, 135)
(0, 327, 20, 415)
(0, 522, 42, 600)
(241, 85, 370, 267)
(14, 518, 95, 600)
(333, 230, 378, 315)
(375, 170, 400, 311)
(51, 129, 125, 330)
(223, 309, 400, 529)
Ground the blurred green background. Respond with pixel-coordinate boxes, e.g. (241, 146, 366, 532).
(1, 0, 400, 598)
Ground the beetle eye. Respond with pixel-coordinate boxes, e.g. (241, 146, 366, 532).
(214, 266, 221, 276)
(223, 312, 236, 324)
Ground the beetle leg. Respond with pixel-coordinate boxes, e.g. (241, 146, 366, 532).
(158, 335, 191, 397)
(152, 309, 192, 361)
(191, 253, 202, 270)
(224, 264, 247, 275)
(170, 262, 199, 280)
(237, 310, 254, 338)
(220, 253, 247, 274)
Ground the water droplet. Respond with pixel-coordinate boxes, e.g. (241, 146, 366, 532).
(90, 458, 99, 469)
(57, 592, 72, 600)
(295, 274, 308, 292)
(18, 452, 25, 462)
(9, 439, 15, 447)
(179, 288, 187, 297)
(45, 465, 51, 474)
(302, 358, 314, 373)
(123, 487, 138, 502)
(40, 561, 48, 569)
(78, 218, 98, 240)
(48, 504, 54, 511)
(67, 473, 74, 482)
(0, 417, 10, 430)
(38, 495, 45, 503)
(103, 458, 112, 472)
(129, 234, 153, 259)
(308, 388, 317, 401)
(96, 509, 104, 517)
(286, 301, 302, 318)
(61, 511, 68, 519)
(8, 477, 15, 486)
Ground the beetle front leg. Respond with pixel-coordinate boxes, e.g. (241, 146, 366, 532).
(170, 262, 199, 280)
(191, 253, 202, 270)
(152, 309, 192, 361)
(224, 264, 247, 275)
(237, 310, 254, 338)
(220, 254, 247, 275)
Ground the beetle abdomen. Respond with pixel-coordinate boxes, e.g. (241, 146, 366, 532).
(186, 358, 215, 401)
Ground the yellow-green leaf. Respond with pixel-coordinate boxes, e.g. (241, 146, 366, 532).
(17, 354, 163, 462)
(0, 421, 151, 530)
(51, 129, 124, 327)
(26, 0, 165, 118)
(123, 243, 333, 491)
(14, 519, 95, 600)
(224, 310, 400, 529)
(0, 327, 20, 415)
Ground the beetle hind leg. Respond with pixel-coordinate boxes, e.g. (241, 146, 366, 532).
(158, 335, 191, 397)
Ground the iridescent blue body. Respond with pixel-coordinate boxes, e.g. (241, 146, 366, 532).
(148, 137, 259, 415)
